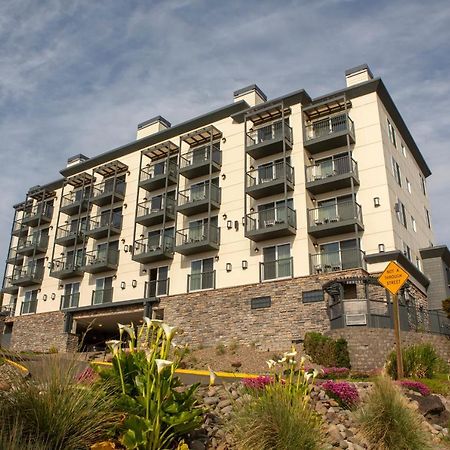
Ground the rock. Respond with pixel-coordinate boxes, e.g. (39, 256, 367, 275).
(327, 424, 342, 446)
(189, 440, 205, 450)
(204, 396, 219, 406)
(407, 393, 445, 415)
(221, 405, 233, 415)
(0, 381, 11, 391)
(217, 399, 232, 409)
(433, 424, 443, 431)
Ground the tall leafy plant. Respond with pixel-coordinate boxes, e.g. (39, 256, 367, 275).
(96, 319, 203, 450)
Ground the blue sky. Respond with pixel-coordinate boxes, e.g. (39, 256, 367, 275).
(0, 0, 449, 263)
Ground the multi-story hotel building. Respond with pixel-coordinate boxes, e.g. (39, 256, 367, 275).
(0, 64, 449, 362)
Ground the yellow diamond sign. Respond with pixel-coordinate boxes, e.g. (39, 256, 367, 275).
(378, 261, 409, 295)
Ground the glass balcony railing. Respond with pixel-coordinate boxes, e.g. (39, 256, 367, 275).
(304, 113, 354, 142)
(91, 288, 113, 305)
(188, 270, 216, 292)
(308, 201, 362, 228)
(179, 144, 222, 178)
(310, 248, 366, 274)
(144, 279, 170, 298)
(306, 156, 358, 183)
(177, 183, 221, 214)
(133, 234, 174, 258)
(21, 299, 38, 315)
(136, 196, 176, 220)
(140, 160, 177, 190)
(246, 161, 294, 189)
(260, 257, 293, 281)
(176, 224, 220, 247)
(60, 292, 80, 309)
(246, 206, 296, 233)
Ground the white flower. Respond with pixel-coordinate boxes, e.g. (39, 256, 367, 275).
(266, 359, 277, 369)
(288, 358, 296, 365)
(161, 323, 177, 340)
(106, 340, 121, 356)
(283, 350, 297, 358)
(278, 357, 287, 363)
(155, 359, 173, 374)
(144, 348, 153, 363)
(299, 356, 306, 366)
(208, 366, 216, 386)
(143, 316, 152, 328)
(150, 319, 164, 327)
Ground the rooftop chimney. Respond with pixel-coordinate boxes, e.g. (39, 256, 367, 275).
(66, 154, 89, 168)
(345, 64, 374, 87)
(233, 84, 267, 107)
(137, 116, 171, 140)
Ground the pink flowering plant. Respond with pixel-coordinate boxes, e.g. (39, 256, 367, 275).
(398, 380, 431, 396)
(242, 375, 273, 390)
(321, 367, 350, 379)
(321, 380, 359, 409)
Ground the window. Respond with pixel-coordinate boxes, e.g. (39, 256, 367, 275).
(188, 216, 218, 242)
(148, 266, 169, 297)
(262, 244, 291, 280)
(302, 290, 324, 303)
(258, 198, 294, 228)
(420, 174, 427, 195)
(318, 239, 359, 271)
(411, 216, 417, 232)
(406, 178, 411, 193)
(22, 290, 38, 314)
(93, 277, 113, 304)
(316, 195, 355, 223)
(403, 242, 411, 261)
(63, 282, 80, 308)
(387, 118, 397, 147)
(251, 296, 271, 309)
(189, 258, 214, 291)
(257, 157, 291, 183)
(425, 208, 431, 229)
(396, 200, 407, 228)
(401, 143, 407, 157)
(392, 157, 402, 186)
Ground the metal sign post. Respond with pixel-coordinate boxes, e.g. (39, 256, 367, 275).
(378, 261, 409, 379)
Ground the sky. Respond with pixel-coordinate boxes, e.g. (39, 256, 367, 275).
(0, 0, 449, 264)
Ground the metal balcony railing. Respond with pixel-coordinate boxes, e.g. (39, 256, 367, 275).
(246, 120, 292, 148)
(136, 196, 176, 219)
(260, 257, 293, 281)
(308, 201, 362, 228)
(304, 113, 354, 142)
(0, 304, 15, 317)
(50, 255, 83, 273)
(2, 276, 18, 293)
(23, 203, 53, 223)
(306, 156, 358, 183)
(86, 213, 122, 232)
(12, 264, 44, 284)
(17, 234, 49, 251)
(21, 299, 38, 315)
(91, 288, 113, 305)
(6, 246, 22, 262)
(179, 144, 222, 170)
(61, 189, 90, 208)
(60, 292, 80, 309)
(178, 183, 221, 207)
(310, 248, 366, 274)
(246, 161, 294, 188)
(187, 270, 216, 292)
(82, 248, 119, 268)
(91, 179, 126, 199)
(133, 235, 174, 256)
(144, 278, 170, 298)
(175, 224, 220, 247)
(140, 160, 177, 182)
(246, 206, 296, 232)
(12, 219, 27, 235)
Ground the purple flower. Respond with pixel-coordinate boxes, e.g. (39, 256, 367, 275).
(242, 376, 273, 390)
(75, 366, 98, 384)
(398, 380, 430, 396)
(321, 367, 350, 379)
(321, 380, 359, 408)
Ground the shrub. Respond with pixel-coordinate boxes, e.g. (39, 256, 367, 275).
(229, 349, 322, 450)
(357, 376, 432, 450)
(321, 380, 359, 408)
(443, 297, 450, 320)
(215, 342, 226, 355)
(304, 332, 351, 368)
(321, 367, 350, 379)
(0, 355, 118, 450)
(386, 343, 441, 379)
(398, 380, 431, 396)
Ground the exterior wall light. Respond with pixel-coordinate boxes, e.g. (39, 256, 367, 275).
(378, 244, 385, 253)
(42, 294, 48, 301)
(234, 220, 239, 231)
(227, 220, 232, 229)
(215, 255, 220, 262)
(254, 247, 259, 253)
(226, 263, 232, 272)
(120, 281, 126, 290)
(242, 260, 248, 270)
(222, 213, 227, 220)
(124, 244, 129, 252)
(51, 293, 56, 300)
(132, 279, 137, 288)
(374, 197, 381, 207)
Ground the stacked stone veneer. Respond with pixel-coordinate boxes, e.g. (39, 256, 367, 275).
(327, 328, 450, 370)
(9, 311, 78, 353)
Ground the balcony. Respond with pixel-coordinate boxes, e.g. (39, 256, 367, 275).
(60, 292, 80, 309)
(6, 246, 24, 264)
(50, 256, 84, 280)
(175, 224, 220, 255)
(245, 206, 296, 242)
(2, 277, 19, 294)
(12, 220, 28, 237)
(135, 196, 176, 227)
(177, 183, 221, 216)
(187, 270, 216, 292)
(81, 248, 119, 274)
(144, 278, 170, 299)
(0, 304, 15, 317)
(305, 156, 359, 195)
(17, 235, 49, 257)
(12, 265, 44, 287)
(303, 113, 355, 154)
(84, 214, 122, 240)
(179, 144, 222, 179)
(246, 121, 292, 159)
(92, 288, 113, 305)
(132, 235, 174, 264)
(90, 179, 126, 206)
(139, 160, 177, 191)
(22, 203, 53, 227)
(246, 161, 294, 199)
(260, 257, 293, 282)
(60, 191, 90, 216)
(55, 223, 85, 247)
(310, 248, 366, 274)
(21, 299, 38, 315)
(307, 201, 364, 238)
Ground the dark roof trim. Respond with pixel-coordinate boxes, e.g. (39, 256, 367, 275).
(60, 100, 249, 177)
(345, 63, 374, 79)
(233, 84, 267, 102)
(420, 245, 450, 266)
(365, 250, 430, 288)
(26, 178, 64, 195)
(67, 297, 158, 315)
(138, 115, 171, 130)
(308, 78, 431, 177)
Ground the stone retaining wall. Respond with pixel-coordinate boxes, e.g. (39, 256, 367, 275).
(327, 328, 450, 370)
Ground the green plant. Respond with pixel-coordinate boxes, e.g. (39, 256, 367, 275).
(97, 320, 203, 450)
(228, 340, 239, 353)
(443, 297, 450, 320)
(357, 376, 432, 450)
(0, 419, 50, 450)
(0, 355, 118, 450)
(303, 332, 351, 368)
(215, 342, 226, 355)
(48, 345, 59, 354)
(228, 349, 322, 450)
(386, 343, 441, 379)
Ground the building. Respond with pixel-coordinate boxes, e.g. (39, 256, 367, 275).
(0, 64, 449, 366)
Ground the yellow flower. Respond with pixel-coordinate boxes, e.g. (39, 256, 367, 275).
(208, 366, 216, 386)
